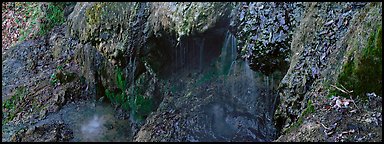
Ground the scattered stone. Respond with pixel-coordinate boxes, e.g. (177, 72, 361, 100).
(10, 123, 73, 142)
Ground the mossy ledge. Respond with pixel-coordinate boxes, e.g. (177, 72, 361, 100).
(331, 25, 382, 99)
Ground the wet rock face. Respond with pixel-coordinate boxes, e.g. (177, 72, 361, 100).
(230, 2, 305, 75)
(159, 27, 229, 77)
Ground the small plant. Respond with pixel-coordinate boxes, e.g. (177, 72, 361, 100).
(8, 2, 66, 43)
(57, 65, 63, 70)
(38, 2, 66, 36)
(50, 73, 58, 85)
(105, 67, 128, 109)
(116, 67, 126, 90)
(50, 65, 76, 86)
(50, 65, 62, 85)
(105, 89, 113, 103)
(130, 86, 153, 121)
(134, 94, 153, 120)
(105, 67, 153, 121)
(302, 100, 315, 117)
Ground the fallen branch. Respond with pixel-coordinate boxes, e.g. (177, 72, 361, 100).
(339, 84, 353, 94)
(331, 84, 359, 110)
(319, 122, 330, 130)
(318, 121, 332, 136)
(348, 96, 359, 110)
(331, 84, 352, 95)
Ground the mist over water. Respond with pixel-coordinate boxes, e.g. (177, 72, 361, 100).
(32, 102, 133, 142)
(80, 114, 106, 142)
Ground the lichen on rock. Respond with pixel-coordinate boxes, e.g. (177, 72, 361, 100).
(149, 2, 231, 41)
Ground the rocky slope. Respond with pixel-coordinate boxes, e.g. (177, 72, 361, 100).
(274, 2, 382, 141)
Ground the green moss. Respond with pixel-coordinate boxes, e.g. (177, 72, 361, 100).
(2, 86, 27, 125)
(105, 89, 114, 104)
(284, 99, 315, 134)
(355, 26, 382, 96)
(331, 25, 382, 99)
(284, 117, 303, 134)
(338, 57, 356, 93)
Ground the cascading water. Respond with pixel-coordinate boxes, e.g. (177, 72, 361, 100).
(199, 38, 205, 72)
(244, 59, 256, 96)
(195, 30, 279, 141)
(175, 41, 179, 73)
(220, 31, 236, 76)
